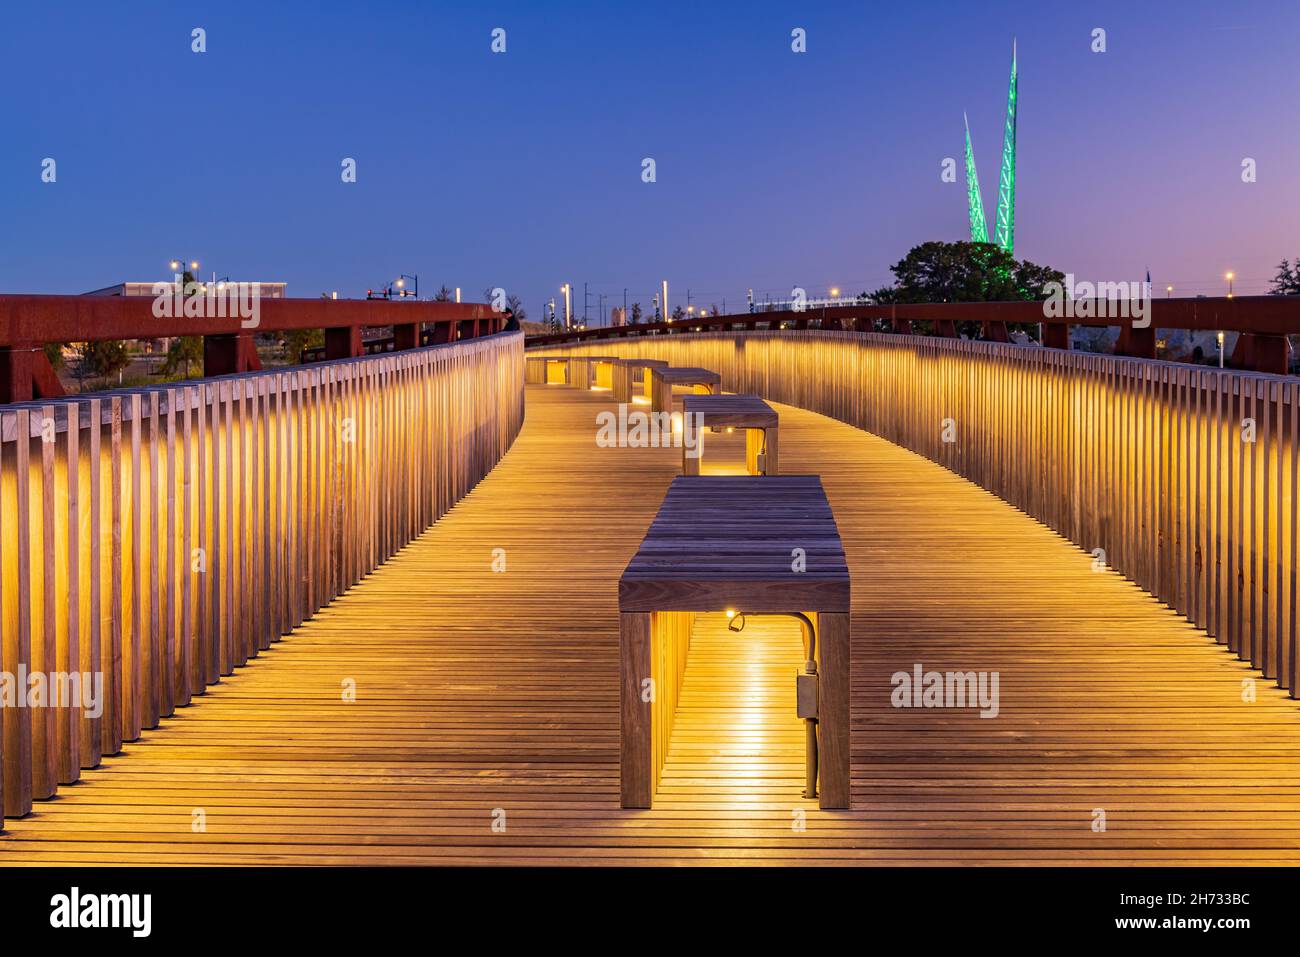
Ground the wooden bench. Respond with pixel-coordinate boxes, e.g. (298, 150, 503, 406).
(612, 358, 669, 404)
(648, 366, 721, 415)
(681, 393, 778, 476)
(524, 355, 573, 385)
(569, 355, 619, 391)
(618, 476, 851, 809)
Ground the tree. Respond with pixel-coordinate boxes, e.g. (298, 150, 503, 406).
(161, 335, 204, 377)
(505, 293, 526, 321)
(1269, 259, 1300, 295)
(671, 305, 685, 321)
(875, 240, 1063, 304)
(434, 285, 454, 302)
(44, 341, 66, 372)
(72, 340, 130, 383)
(279, 328, 324, 363)
(630, 302, 643, 324)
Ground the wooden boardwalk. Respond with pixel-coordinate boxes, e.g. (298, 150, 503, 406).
(4, 383, 1300, 864)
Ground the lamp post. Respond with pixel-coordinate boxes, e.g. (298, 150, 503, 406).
(393, 274, 419, 298)
(1225, 271, 1235, 299)
(1166, 285, 1173, 298)
(168, 258, 200, 287)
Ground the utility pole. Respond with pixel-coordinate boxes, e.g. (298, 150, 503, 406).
(583, 282, 589, 324)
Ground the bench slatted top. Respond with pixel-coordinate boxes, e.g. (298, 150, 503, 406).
(681, 394, 778, 429)
(650, 366, 722, 385)
(615, 358, 669, 368)
(619, 476, 849, 613)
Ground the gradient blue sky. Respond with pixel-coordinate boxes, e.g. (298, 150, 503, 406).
(3, 0, 1297, 319)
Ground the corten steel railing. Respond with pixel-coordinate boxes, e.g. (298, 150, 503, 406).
(528, 296, 1299, 375)
(0, 293, 506, 404)
(531, 331, 1300, 699)
(0, 330, 524, 824)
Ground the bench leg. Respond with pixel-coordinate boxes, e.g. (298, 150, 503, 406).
(817, 612, 851, 809)
(620, 612, 654, 808)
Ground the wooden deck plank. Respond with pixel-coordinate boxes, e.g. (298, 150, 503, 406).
(5, 384, 1300, 864)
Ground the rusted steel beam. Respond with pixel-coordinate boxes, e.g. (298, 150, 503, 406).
(1230, 332, 1292, 375)
(1115, 323, 1156, 359)
(982, 321, 1010, 343)
(392, 323, 420, 351)
(0, 345, 36, 403)
(1042, 323, 1070, 350)
(0, 294, 496, 345)
(0, 295, 500, 403)
(31, 352, 66, 398)
(325, 326, 363, 360)
(203, 333, 262, 377)
(526, 296, 1300, 348)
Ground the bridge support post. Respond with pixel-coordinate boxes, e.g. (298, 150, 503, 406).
(325, 326, 363, 360)
(981, 321, 1010, 342)
(1230, 333, 1291, 375)
(1115, 323, 1156, 359)
(0, 344, 65, 402)
(0, 344, 33, 403)
(393, 322, 420, 351)
(1042, 322, 1070, 350)
(203, 333, 262, 377)
(936, 320, 959, 338)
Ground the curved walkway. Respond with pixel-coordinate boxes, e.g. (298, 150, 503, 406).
(3, 384, 1300, 864)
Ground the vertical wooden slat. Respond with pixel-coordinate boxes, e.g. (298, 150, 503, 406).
(2, 409, 34, 817)
(83, 398, 102, 767)
(35, 405, 58, 797)
(62, 401, 83, 781)
(0, 334, 522, 818)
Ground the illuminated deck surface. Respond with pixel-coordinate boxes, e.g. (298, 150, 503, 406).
(4, 385, 1300, 865)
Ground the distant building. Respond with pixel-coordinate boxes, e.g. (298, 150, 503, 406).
(83, 281, 287, 298)
(82, 280, 287, 353)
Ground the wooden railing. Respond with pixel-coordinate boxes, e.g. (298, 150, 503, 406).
(0, 331, 524, 824)
(532, 331, 1300, 696)
(0, 293, 507, 403)
(527, 296, 1299, 375)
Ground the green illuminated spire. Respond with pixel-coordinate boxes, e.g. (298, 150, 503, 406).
(993, 39, 1018, 254)
(964, 113, 989, 244)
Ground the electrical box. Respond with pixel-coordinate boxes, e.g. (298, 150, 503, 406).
(796, 671, 819, 719)
(756, 452, 767, 475)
